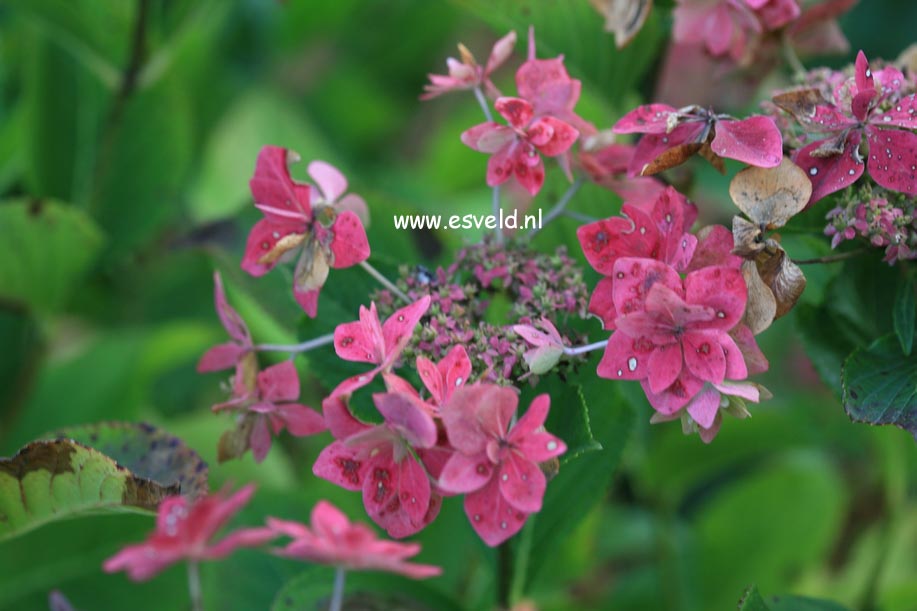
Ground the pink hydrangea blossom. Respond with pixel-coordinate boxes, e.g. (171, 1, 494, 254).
(438, 385, 567, 546)
(103, 485, 274, 581)
(415, 344, 473, 409)
(268, 500, 441, 579)
(331, 296, 432, 397)
(313, 392, 442, 538)
(672, 0, 763, 61)
(462, 97, 580, 196)
(213, 361, 326, 463)
(651, 378, 763, 442)
(577, 187, 699, 329)
(421, 31, 517, 100)
(613, 103, 783, 175)
(197, 271, 253, 374)
(788, 51, 917, 203)
(241, 146, 370, 317)
(597, 258, 749, 414)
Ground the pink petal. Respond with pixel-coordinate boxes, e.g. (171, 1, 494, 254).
(705, 4, 735, 56)
(515, 56, 581, 119)
(197, 342, 246, 373)
(509, 394, 550, 440)
(710, 116, 783, 168)
(461, 123, 515, 154)
(103, 543, 184, 581)
(463, 477, 528, 547)
(382, 372, 422, 399)
(322, 394, 369, 439)
(576, 213, 657, 275)
(381, 296, 431, 366)
(373, 392, 437, 449)
(250, 415, 273, 463)
(682, 330, 728, 384)
(851, 88, 876, 123)
(684, 266, 747, 330)
(698, 412, 723, 443)
(754, 0, 801, 29)
(627, 122, 707, 177)
(495, 97, 534, 129)
(686, 386, 721, 430)
(307, 160, 348, 204)
(713, 380, 761, 402)
(865, 127, 917, 196)
(485, 142, 517, 187)
(516, 431, 566, 463)
(611, 257, 683, 317)
(293, 287, 320, 318)
(587, 277, 617, 330)
(512, 152, 546, 196)
(613, 104, 679, 134)
(640, 370, 705, 414)
(329, 369, 379, 399)
(685, 225, 742, 272)
(498, 453, 546, 513)
(329, 211, 370, 269)
(438, 451, 493, 494)
(313, 441, 368, 491)
(719, 332, 749, 380)
(213, 272, 250, 344)
(203, 527, 277, 559)
(872, 95, 917, 129)
(442, 385, 516, 453)
(337, 193, 370, 226)
(596, 330, 655, 381)
(362, 453, 432, 537)
(855, 50, 874, 93)
(310, 500, 353, 539)
(730, 324, 769, 375)
(335, 303, 385, 364)
(646, 342, 684, 393)
(249, 146, 311, 219)
(532, 117, 579, 157)
(272, 403, 326, 437)
(256, 361, 300, 403)
(241, 218, 304, 277)
(484, 30, 517, 76)
(650, 187, 699, 270)
(793, 131, 864, 205)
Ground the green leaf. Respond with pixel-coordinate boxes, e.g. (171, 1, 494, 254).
(0, 199, 104, 312)
(842, 335, 917, 439)
(271, 566, 460, 611)
(767, 596, 851, 611)
(0, 422, 207, 542)
(738, 585, 771, 611)
(530, 376, 601, 462)
(893, 276, 915, 356)
(524, 361, 635, 586)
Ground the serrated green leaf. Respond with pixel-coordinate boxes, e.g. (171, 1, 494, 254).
(0, 422, 207, 542)
(893, 276, 915, 356)
(0, 200, 104, 312)
(271, 566, 460, 611)
(738, 585, 770, 611)
(842, 335, 917, 439)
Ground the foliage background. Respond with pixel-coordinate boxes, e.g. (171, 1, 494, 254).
(0, 0, 916, 609)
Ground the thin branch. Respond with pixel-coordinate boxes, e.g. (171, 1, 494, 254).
(359, 260, 410, 303)
(793, 249, 866, 265)
(781, 32, 806, 80)
(562, 210, 600, 223)
(529, 177, 585, 238)
(330, 567, 346, 611)
(492, 184, 504, 245)
(187, 561, 203, 611)
(473, 86, 494, 122)
(254, 333, 335, 354)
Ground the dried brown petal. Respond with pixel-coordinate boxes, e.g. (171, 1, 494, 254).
(642, 142, 703, 176)
(728, 157, 812, 228)
(741, 259, 777, 335)
(732, 215, 766, 257)
(772, 88, 828, 125)
(755, 242, 807, 318)
(590, 0, 653, 48)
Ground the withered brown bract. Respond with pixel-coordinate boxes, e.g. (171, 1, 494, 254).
(772, 88, 828, 125)
(730, 157, 810, 333)
(590, 0, 653, 49)
(728, 157, 812, 229)
(641, 142, 703, 176)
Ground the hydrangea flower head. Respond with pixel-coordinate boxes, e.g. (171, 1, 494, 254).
(422, 31, 517, 100)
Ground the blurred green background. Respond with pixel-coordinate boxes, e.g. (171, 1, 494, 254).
(1, 1, 916, 610)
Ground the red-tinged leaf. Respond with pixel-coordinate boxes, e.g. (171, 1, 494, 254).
(792, 131, 865, 205)
(612, 103, 678, 134)
(710, 116, 783, 168)
(865, 127, 917, 196)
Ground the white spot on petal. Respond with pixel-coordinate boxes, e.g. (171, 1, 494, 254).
(627, 357, 638, 372)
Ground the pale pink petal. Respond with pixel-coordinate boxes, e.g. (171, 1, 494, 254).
(498, 453, 546, 513)
(710, 116, 783, 168)
(273, 403, 326, 437)
(250, 415, 273, 463)
(517, 431, 566, 463)
(197, 342, 246, 373)
(687, 386, 721, 429)
(373, 392, 437, 449)
(438, 451, 493, 494)
(381, 296, 431, 366)
(336, 193, 370, 226)
(461, 123, 515, 154)
(307, 160, 348, 204)
(484, 31, 517, 76)
(256, 361, 300, 403)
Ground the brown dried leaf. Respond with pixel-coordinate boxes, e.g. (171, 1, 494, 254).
(218, 413, 257, 463)
(731, 215, 766, 258)
(755, 242, 807, 318)
(741, 259, 777, 335)
(641, 142, 703, 176)
(729, 157, 812, 228)
(590, 0, 653, 48)
(772, 88, 827, 124)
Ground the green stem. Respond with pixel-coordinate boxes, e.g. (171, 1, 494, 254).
(330, 566, 346, 611)
(781, 32, 806, 80)
(497, 541, 513, 609)
(529, 177, 585, 238)
(254, 333, 334, 354)
(793, 249, 866, 265)
(359, 260, 410, 303)
(187, 561, 203, 611)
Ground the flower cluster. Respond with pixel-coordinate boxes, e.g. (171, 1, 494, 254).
(825, 184, 917, 264)
(198, 272, 326, 463)
(372, 238, 589, 385)
(577, 187, 769, 441)
(314, 300, 568, 545)
(242, 146, 370, 317)
(770, 51, 917, 205)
